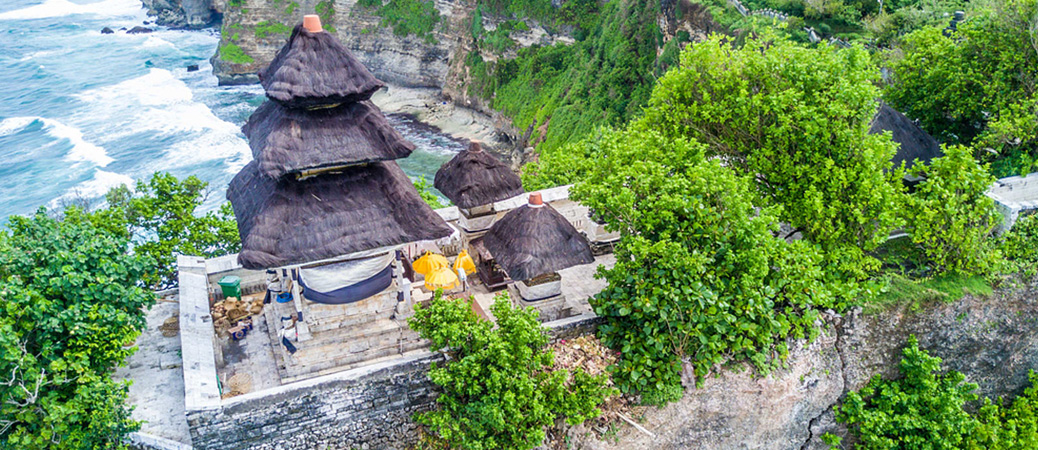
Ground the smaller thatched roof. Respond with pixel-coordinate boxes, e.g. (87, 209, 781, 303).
(482, 194, 593, 281)
(870, 103, 944, 170)
(243, 100, 414, 179)
(434, 141, 524, 209)
(260, 23, 384, 108)
(228, 160, 453, 270)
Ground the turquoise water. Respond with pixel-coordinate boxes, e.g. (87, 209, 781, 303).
(0, 0, 459, 220)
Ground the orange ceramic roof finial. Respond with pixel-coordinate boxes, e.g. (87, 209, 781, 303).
(303, 14, 323, 33)
(529, 192, 543, 207)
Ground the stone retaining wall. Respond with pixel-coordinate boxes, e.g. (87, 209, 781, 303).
(186, 313, 600, 449)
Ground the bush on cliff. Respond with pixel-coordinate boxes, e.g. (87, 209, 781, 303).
(571, 127, 841, 404)
(826, 336, 1038, 449)
(905, 144, 1001, 276)
(1000, 214, 1038, 278)
(639, 34, 906, 279)
(409, 293, 614, 449)
(0, 208, 155, 449)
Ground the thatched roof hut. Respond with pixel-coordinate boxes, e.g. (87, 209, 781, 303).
(228, 160, 454, 270)
(870, 103, 944, 170)
(260, 22, 384, 108)
(482, 193, 593, 281)
(434, 141, 524, 209)
(243, 100, 414, 179)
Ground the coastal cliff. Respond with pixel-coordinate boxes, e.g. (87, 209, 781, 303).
(142, 0, 220, 27)
(564, 280, 1038, 449)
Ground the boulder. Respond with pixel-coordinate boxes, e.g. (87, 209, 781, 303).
(100, 27, 114, 34)
(127, 26, 154, 34)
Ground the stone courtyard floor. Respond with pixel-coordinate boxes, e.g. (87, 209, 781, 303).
(113, 298, 192, 445)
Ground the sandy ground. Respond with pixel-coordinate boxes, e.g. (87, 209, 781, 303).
(113, 299, 192, 445)
(371, 84, 501, 146)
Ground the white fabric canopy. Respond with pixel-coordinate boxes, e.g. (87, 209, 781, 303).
(299, 250, 396, 293)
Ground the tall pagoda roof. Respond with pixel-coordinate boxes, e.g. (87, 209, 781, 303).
(434, 141, 524, 209)
(228, 160, 454, 270)
(869, 103, 944, 170)
(260, 23, 384, 108)
(243, 100, 414, 179)
(482, 194, 593, 281)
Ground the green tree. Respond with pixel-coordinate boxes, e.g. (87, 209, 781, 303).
(999, 214, 1038, 277)
(829, 336, 1038, 449)
(639, 35, 906, 277)
(408, 293, 613, 449)
(0, 208, 155, 449)
(906, 145, 1001, 275)
(413, 176, 447, 209)
(104, 172, 240, 289)
(884, 0, 1038, 176)
(572, 128, 839, 403)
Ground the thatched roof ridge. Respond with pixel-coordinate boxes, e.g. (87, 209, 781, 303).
(227, 160, 453, 270)
(243, 100, 414, 179)
(482, 200, 593, 281)
(260, 24, 384, 108)
(434, 142, 524, 209)
(870, 103, 944, 170)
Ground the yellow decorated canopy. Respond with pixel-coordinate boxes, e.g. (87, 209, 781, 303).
(453, 249, 476, 276)
(424, 266, 459, 291)
(413, 251, 448, 276)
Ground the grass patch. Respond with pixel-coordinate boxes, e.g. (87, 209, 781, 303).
(219, 43, 255, 64)
(866, 272, 993, 315)
(255, 20, 292, 38)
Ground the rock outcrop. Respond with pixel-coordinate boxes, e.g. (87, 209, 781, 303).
(565, 279, 1038, 449)
(142, 0, 218, 28)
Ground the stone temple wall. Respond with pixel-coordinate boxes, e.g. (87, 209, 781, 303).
(185, 314, 598, 449)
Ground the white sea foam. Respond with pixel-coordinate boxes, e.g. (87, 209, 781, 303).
(49, 169, 134, 208)
(74, 69, 251, 172)
(141, 36, 175, 48)
(0, 116, 113, 166)
(0, 0, 142, 20)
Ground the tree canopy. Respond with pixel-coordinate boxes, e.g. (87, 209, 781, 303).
(0, 208, 155, 449)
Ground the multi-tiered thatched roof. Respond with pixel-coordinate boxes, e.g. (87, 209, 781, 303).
(434, 141, 524, 209)
(228, 15, 453, 270)
(243, 100, 414, 179)
(229, 161, 454, 270)
(482, 194, 593, 281)
(870, 103, 944, 170)
(260, 24, 384, 109)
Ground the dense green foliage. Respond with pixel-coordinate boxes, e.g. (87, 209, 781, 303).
(826, 336, 1038, 449)
(356, 0, 440, 42)
(885, 0, 1038, 177)
(409, 293, 613, 449)
(102, 173, 240, 289)
(641, 35, 904, 267)
(254, 20, 292, 38)
(470, 0, 664, 174)
(413, 176, 447, 209)
(999, 214, 1038, 278)
(0, 209, 155, 449)
(905, 145, 1001, 275)
(572, 127, 840, 403)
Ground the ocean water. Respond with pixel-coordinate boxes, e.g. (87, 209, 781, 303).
(0, 0, 460, 220)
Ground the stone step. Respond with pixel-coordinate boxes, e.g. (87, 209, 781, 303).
(279, 336, 428, 383)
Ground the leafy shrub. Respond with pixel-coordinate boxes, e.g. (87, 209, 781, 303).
(999, 214, 1038, 277)
(572, 127, 840, 403)
(254, 20, 292, 39)
(218, 42, 254, 64)
(102, 172, 240, 289)
(906, 144, 1001, 275)
(413, 176, 447, 209)
(358, 0, 441, 42)
(828, 336, 1038, 449)
(0, 208, 156, 449)
(640, 35, 906, 274)
(409, 293, 613, 449)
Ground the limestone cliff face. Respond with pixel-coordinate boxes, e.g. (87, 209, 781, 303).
(212, 0, 463, 87)
(565, 280, 1038, 449)
(142, 0, 219, 28)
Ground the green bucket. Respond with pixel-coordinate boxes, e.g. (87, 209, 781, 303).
(218, 275, 242, 299)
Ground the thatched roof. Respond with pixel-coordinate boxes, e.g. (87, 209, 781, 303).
(227, 160, 453, 270)
(434, 142, 524, 209)
(482, 196, 593, 281)
(260, 24, 384, 108)
(870, 103, 944, 170)
(243, 100, 414, 179)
